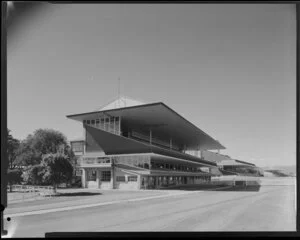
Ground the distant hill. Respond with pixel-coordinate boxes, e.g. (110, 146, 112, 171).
(262, 165, 296, 177)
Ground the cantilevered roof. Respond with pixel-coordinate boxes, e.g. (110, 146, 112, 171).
(84, 125, 217, 167)
(67, 101, 225, 151)
(218, 160, 256, 167)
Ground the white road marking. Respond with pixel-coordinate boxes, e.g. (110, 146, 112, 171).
(5, 186, 229, 218)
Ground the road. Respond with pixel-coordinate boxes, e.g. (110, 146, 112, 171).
(4, 184, 296, 237)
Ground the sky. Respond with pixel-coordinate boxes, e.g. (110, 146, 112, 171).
(7, 3, 296, 167)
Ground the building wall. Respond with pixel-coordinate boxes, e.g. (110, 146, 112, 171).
(114, 168, 139, 190)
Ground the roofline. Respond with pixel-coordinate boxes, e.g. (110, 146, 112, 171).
(66, 102, 163, 118)
(67, 102, 226, 150)
(235, 159, 256, 166)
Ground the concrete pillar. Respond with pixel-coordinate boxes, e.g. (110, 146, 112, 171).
(81, 169, 87, 188)
(97, 169, 101, 188)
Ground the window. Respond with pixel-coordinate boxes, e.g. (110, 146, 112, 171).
(116, 176, 125, 182)
(91, 120, 95, 125)
(128, 176, 137, 182)
(86, 120, 90, 125)
(71, 141, 84, 152)
(87, 170, 97, 181)
(144, 163, 149, 169)
(101, 171, 111, 181)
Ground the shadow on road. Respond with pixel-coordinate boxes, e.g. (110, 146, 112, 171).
(214, 185, 261, 192)
(49, 192, 103, 197)
(158, 184, 261, 192)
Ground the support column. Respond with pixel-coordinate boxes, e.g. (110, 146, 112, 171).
(111, 157, 115, 189)
(170, 138, 172, 149)
(119, 116, 121, 135)
(81, 169, 87, 188)
(114, 117, 116, 134)
(149, 129, 152, 145)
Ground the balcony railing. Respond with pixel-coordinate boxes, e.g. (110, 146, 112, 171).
(80, 157, 111, 166)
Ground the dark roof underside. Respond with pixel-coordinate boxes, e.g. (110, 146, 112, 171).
(85, 125, 217, 167)
(67, 102, 225, 151)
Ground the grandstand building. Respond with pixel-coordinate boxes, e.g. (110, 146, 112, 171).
(67, 96, 228, 190)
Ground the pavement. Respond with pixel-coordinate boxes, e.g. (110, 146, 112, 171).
(3, 179, 296, 237)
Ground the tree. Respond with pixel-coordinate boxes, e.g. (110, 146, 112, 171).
(7, 129, 22, 192)
(41, 153, 73, 193)
(22, 165, 45, 185)
(16, 128, 69, 166)
(7, 129, 20, 169)
(7, 169, 23, 186)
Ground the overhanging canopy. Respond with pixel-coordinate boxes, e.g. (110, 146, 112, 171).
(67, 102, 225, 151)
(85, 125, 217, 167)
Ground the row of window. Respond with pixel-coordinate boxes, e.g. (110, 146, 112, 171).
(113, 155, 151, 170)
(83, 157, 110, 164)
(84, 117, 120, 134)
(116, 176, 138, 182)
(86, 170, 111, 181)
(150, 161, 201, 173)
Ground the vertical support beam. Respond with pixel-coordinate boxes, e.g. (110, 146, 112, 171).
(108, 116, 111, 133)
(170, 138, 172, 149)
(82, 169, 86, 188)
(149, 129, 152, 145)
(114, 116, 116, 134)
(83, 123, 86, 155)
(111, 157, 115, 189)
(119, 116, 121, 135)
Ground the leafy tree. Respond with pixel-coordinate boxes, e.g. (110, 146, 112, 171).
(22, 165, 45, 185)
(7, 129, 20, 169)
(7, 169, 23, 186)
(41, 153, 73, 193)
(16, 128, 69, 166)
(7, 129, 22, 192)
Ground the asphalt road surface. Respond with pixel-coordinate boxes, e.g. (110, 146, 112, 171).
(4, 184, 296, 237)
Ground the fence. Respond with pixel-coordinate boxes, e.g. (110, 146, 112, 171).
(7, 185, 55, 202)
(211, 176, 261, 186)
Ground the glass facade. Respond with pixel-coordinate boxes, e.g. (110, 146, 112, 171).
(150, 159, 202, 173)
(113, 155, 151, 170)
(84, 116, 120, 135)
(101, 171, 111, 181)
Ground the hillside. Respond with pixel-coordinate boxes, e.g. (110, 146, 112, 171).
(262, 165, 296, 177)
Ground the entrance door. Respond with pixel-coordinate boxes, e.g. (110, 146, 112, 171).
(86, 169, 98, 189)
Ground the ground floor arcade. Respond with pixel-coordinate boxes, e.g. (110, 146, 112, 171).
(79, 167, 212, 190)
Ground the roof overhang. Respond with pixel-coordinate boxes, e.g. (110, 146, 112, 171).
(85, 125, 217, 167)
(218, 160, 256, 167)
(67, 102, 225, 151)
